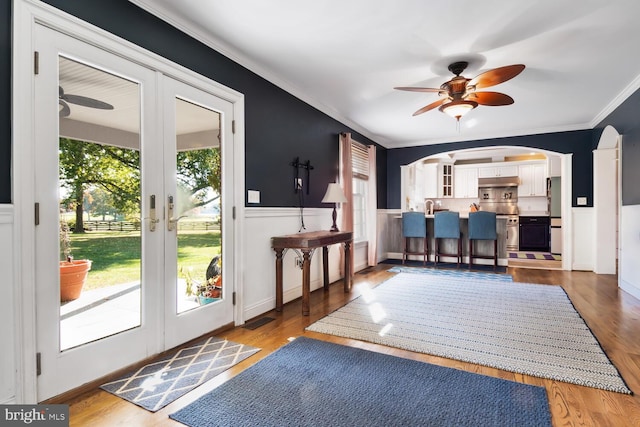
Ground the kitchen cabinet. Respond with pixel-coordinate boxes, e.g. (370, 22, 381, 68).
(518, 163, 547, 197)
(440, 163, 453, 198)
(478, 165, 519, 178)
(454, 166, 478, 198)
(422, 163, 438, 198)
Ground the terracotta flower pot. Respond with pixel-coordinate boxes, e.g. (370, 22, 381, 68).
(60, 259, 92, 302)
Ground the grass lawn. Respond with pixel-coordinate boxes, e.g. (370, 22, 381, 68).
(68, 230, 221, 290)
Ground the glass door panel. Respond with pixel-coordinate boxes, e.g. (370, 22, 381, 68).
(163, 76, 234, 349)
(58, 56, 143, 350)
(174, 98, 222, 314)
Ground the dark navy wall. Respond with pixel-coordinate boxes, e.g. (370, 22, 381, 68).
(386, 130, 594, 209)
(0, 1, 11, 203)
(594, 89, 640, 205)
(1, 0, 387, 208)
(4, 2, 640, 209)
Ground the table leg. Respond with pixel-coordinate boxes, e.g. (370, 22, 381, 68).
(322, 246, 329, 291)
(274, 248, 284, 312)
(302, 249, 312, 315)
(343, 241, 352, 292)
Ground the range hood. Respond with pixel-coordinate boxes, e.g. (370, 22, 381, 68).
(478, 176, 521, 188)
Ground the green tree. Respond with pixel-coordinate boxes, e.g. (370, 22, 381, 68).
(59, 138, 221, 232)
(59, 138, 140, 233)
(177, 148, 221, 208)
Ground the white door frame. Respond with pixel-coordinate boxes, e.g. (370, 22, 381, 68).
(593, 125, 621, 275)
(13, 0, 245, 403)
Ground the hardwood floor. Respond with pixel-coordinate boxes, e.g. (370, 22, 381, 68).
(62, 264, 640, 426)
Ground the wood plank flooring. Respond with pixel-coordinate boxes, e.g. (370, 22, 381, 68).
(60, 264, 640, 426)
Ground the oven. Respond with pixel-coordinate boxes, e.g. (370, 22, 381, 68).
(519, 216, 550, 252)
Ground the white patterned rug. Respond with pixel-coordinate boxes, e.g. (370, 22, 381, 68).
(101, 337, 260, 411)
(306, 272, 631, 394)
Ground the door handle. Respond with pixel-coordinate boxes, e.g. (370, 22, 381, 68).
(167, 195, 186, 231)
(145, 194, 160, 232)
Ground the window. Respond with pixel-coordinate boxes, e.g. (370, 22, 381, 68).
(352, 177, 367, 242)
(351, 140, 370, 242)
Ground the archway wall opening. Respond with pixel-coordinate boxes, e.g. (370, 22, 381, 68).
(386, 129, 594, 210)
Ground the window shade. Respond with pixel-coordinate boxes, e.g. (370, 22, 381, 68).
(351, 140, 369, 180)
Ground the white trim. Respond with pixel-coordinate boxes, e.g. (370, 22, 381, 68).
(12, 0, 246, 402)
(591, 74, 640, 128)
(244, 206, 330, 218)
(561, 153, 573, 271)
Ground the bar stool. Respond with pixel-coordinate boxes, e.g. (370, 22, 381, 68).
(468, 211, 498, 271)
(434, 211, 462, 268)
(402, 212, 428, 265)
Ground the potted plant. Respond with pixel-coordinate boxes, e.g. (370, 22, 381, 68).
(181, 255, 222, 306)
(59, 219, 92, 302)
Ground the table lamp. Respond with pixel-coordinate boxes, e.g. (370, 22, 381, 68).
(321, 183, 347, 232)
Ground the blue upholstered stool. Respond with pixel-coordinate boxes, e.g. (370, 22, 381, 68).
(468, 211, 498, 271)
(402, 212, 428, 265)
(434, 211, 462, 268)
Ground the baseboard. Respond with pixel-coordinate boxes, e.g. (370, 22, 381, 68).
(0, 396, 16, 405)
(620, 278, 640, 300)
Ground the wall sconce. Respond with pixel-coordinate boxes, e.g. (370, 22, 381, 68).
(321, 183, 347, 232)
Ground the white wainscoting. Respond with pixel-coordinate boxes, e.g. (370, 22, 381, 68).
(571, 208, 594, 271)
(242, 207, 364, 321)
(571, 207, 594, 271)
(620, 204, 640, 300)
(0, 205, 15, 404)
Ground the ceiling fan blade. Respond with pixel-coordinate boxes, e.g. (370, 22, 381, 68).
(467, 91, 514, 106)
(394, 86, 442, 93)
(59, 100, 70, 118)
(468, 64, 525, 89)
(413, 98, 446, 116)
(59, 85, 114, 110)
(62, 94, 114, 110)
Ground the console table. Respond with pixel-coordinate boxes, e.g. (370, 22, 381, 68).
(271, 230, 353, 316)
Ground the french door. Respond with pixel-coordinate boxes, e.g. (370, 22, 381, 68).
(34, 24, 235, 401)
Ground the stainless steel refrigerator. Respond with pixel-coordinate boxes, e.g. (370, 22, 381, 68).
(548, 177, 562, 254)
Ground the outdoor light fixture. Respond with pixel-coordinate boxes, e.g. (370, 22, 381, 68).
(321, 183, 347, 232)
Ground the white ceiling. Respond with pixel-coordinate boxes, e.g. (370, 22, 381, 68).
(127, 0, 640, 149)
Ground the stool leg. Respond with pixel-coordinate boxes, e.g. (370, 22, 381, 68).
(423, 237, 427, 266)
(494, 239, 498, 271)
(402, 237, 406, 264)
(469, 239, 473, 270)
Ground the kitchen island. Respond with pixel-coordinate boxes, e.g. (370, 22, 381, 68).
(387, 212, 509, 266)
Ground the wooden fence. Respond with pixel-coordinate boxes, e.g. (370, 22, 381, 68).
(83, 220, 220, 232)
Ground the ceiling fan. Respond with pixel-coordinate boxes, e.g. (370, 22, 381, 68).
(59, 85, 114, 118)
(394, 61, 525, 121)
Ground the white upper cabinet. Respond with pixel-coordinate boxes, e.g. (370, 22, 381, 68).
(477, 164, 519, 178)
(423, 163, 438, 198)
(518, 162, 548, 196)
(454, 166, 479, 198)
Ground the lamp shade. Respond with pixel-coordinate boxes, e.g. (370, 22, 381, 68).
(440, 99, 478, 119)
(322, 183, 347, 204)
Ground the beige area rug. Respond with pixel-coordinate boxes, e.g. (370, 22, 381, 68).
(306, 272, 631, 394)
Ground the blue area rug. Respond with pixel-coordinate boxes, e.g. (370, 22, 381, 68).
(170, 337, 551, 427)
(100, 337, 259, 412)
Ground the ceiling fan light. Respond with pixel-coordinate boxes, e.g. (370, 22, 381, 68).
(440, 100, 478, 119)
